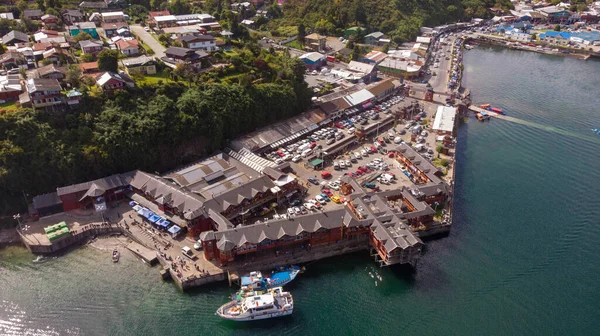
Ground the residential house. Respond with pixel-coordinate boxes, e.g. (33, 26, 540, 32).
(298, 52, 326, 71)
(65, 89, 83, 105)
(121, 55, 157, 75)
(347, 61, 377, 83)
(0, 51, 25, 69)
(79, 2, 108, 10)
(0, 13, 15, 20)
(101, 11, 125, 23)
(148, 11, 173, 28)
(79, 40, 104, 54)
(78, 61, 100, 74)
(102, 22, 129, 37)
(35, 64, 67, 80)
(0, 74, 23, 102)
(23, 9, 44, 20)
(163, 47, 208, 68)
(177, 34, 217, 51)
(25, 78, 63, 109)
(344, 26, 365, 40)
(69, 22, 99, 39)
(537, 6, 571, 22)
(42, 48, 69, 64)
(304, 33, 326, 51)
(88, 12, 102, 26)
(2, 30, 29, 46)
(61, 9, 85, 25)
(364, 32, 384, 45)
(95, 71, 135, 93)
(240, 19, 254, 27)
(509, 32, 532, 42)
(41, 14, 59, 27)
(33, 30, 62, 42)
(115, 39, 140, 56)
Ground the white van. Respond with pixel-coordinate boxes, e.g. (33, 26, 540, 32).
(301, 148, 313, 157)
(182, 246, 194, 258)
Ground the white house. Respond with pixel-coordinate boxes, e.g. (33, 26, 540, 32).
(177, 34, 217, 51)
(509, 32, 532, 42)
(432, 106, 457, 135)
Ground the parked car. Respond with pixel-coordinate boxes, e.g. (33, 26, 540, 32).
(307, 177, 319, 185)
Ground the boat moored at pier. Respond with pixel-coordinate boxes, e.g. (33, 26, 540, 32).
(216, 287, 293, 321)
(240, 266, 301, 291)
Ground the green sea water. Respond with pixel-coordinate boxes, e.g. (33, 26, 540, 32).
(2, 46, 600, 336)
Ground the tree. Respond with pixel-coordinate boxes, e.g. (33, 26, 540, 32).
(16, 0, 28, 13)
(73, 32, 92, 43)
(554, 24, 561, 32)
(35, 0, 45, 12)
(97, 49, 119, 73)
(351, 44, 360, 61)
(65, 65, 82, 88)
(169, 0, 190, 15)
(298, 23, 306, 43)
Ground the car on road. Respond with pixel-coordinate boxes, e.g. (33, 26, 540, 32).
(307, 177, 319, 185)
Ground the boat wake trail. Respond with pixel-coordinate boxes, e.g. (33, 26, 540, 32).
(490, 114, 600, 145)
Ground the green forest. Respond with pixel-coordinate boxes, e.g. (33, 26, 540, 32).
(270, 0, 513, 42)
(0, 51, 311, 215)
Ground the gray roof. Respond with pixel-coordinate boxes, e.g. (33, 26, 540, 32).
(62, 9, 84, 17)
(23, 9, 43, 18)
(56, 173, 126, 197)
(165, 46, 195, 57)
(365, 31, 384, 39)
(79, 40, 103, 49)
(178, 34, 215, 43)
(32, 192, 62, 209)
(128, 170, 206, 220)
(202, 175, 276, 213)
(121, 55, 156, 67)
(395, 143, 443, 184)
(26, 78, 62, 93)
(204, 208, 364, 251)
(262, 166, 286, 181)
(2, 30, 29, 44)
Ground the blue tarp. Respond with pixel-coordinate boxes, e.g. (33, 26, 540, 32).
(168, 225, 181, 235)
(129, 201, 136, 206)
(132, 204, 142, 212)
(148, 214, 161, 223)
(156, 218, 171, 228)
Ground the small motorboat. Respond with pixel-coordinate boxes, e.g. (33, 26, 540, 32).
(491, 107, 505, 115)
(240, 266, 302, 290)
(112, 248, 120, 263)
(479, 104, 491, 109)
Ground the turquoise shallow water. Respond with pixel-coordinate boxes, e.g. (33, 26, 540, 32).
(1, 46, 600, 336)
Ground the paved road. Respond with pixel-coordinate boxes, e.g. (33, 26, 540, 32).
(130, 25, 166, 59)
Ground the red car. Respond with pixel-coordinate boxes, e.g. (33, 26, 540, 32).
(309, 142, 317, 149)
(370, 146, 377, 153)
(321, 171, 332, 179)
(322, 189, 333, 197)
(277, 152, 285, 157)
(355, 170, 363, 176)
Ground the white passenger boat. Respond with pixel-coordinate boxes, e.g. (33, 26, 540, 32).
(216, 287, 293, 321)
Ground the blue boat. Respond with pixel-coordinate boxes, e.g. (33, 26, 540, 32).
(240, 266, 301, 291)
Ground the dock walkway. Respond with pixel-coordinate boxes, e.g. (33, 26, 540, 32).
(125, 241, 157, 265)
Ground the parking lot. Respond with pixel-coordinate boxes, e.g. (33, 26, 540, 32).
(259, 93, 455, 220)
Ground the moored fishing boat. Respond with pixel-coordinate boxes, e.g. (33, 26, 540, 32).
(216, 287, 293, 321)
(112, 248, 120, 263)
(479, 104, 491, 109)
(240, 265, 302, 290)
(491, 107, 505, 114)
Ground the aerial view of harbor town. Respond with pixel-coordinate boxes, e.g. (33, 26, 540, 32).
(0, 0, 599, 335)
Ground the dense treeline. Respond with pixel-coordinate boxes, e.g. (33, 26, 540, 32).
(273, 0, 514, 43)
(0, 53, 311, 215)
